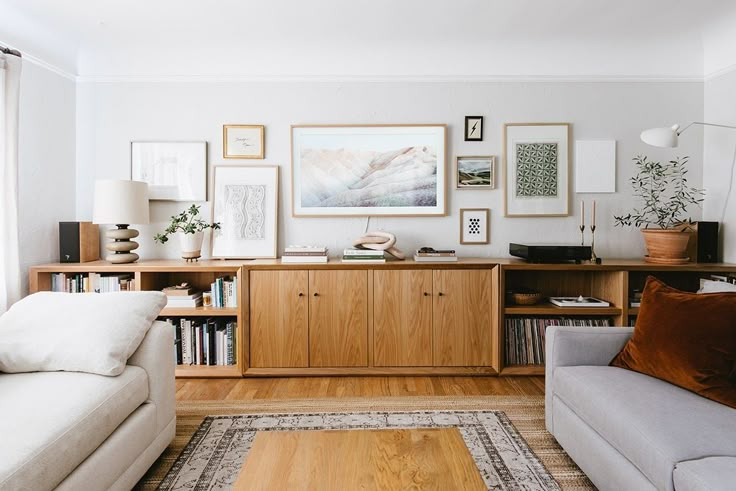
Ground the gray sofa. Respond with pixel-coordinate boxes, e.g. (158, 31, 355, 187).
(0, 321, 175, 491)
(546, 326, 736, 491)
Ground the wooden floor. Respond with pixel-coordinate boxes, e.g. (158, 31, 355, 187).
(176, 376, 545, 400)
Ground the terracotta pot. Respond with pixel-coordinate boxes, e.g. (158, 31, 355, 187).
(179, 231, 204, 261)
(640, 228, 692, 262)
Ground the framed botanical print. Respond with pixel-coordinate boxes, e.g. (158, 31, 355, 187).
(130, 141, 207, 201)
(291, 124, 447, 216)
(464, 116, 483, 141)
(456, 156, 495, 189)
(460, 208, 490, 244)
(210, 165, 278, 258)
(504, 123, 571, 217)
(223, 125, 265, 159)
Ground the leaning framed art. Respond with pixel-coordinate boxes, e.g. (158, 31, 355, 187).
(210, 165, 279, 259)
(503, 123, 570, 217)
(130, 141, 207, 201)
(291, 124, 447, 216)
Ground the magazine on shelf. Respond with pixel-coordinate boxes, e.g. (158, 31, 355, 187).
(548, 296, 610, 308)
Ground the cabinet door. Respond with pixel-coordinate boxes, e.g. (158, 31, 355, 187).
(250, 270, 309, 368)
(309, 270, 368, 367)
(373, 270, 433, 366)
(433, 269, 493, 366)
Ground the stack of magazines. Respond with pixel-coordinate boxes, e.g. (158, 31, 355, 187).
(342, 248, 385, 263)
(281, 245, 328, 263)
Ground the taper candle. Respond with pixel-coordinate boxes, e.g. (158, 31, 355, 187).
(581, 200, 585, 227)
(592, 200, 596, 227)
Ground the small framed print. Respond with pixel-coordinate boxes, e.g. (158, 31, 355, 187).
(456, 156, 495, 189)
(460, 208, 490, 244)
(223, 125, 265, 159)
(464, 116, 483, 141)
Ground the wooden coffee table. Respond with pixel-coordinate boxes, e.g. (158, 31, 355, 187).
(234, 427, 486, 490)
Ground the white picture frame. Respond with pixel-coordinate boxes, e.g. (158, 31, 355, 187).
(456, 156, 495, 189)
(460, 208, 490, 244)
(575, 140, 616, 193)
(223, 125, 265, 159)
(211, 165, 279, 259)
(130, 141, 207, 201)
(504, 123, 571, 217)
(291, 124, 447, 217)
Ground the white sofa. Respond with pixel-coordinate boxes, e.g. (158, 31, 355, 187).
(546, 326, 736, 491)
(0, 320, 175, 491)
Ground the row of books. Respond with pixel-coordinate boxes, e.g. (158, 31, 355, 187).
(50, 273, 135, 293)
(505, 317, 612, 366)
(342, 248, 385, 263)
(210, 277, 237, 308)
(166, 318, 237, 366)
(281, 246, 328, 263)
(414, 248, 457, 262)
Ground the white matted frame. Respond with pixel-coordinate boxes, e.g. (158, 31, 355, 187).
(291, 124, 447, 217)
(130, 141, 207, 201)
(460, 208, 490, 244)
(223, 125, 265, 159)
(456, 156, 495, 189)
(210, 165, 278, 259)
(504, 123, 571, 217)
(575, 140, 616, 193)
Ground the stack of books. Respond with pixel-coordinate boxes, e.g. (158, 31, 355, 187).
(281, 245, 329, 263)
(413, 249, 457, 262)
(342, 248, 386, 263)
(163, 285, 202, 308)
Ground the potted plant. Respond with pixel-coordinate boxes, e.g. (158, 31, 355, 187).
(154, 204, 221, 261)
(614, 155, 704, 264)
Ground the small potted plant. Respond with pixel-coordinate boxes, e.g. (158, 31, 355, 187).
(614, 155, 704, 263)
(154, 204, 221, 261)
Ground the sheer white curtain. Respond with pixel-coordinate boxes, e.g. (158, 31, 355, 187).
(0, 51, 22, 314)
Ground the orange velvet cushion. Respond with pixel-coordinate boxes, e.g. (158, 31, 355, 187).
(610, 276, 736, 409)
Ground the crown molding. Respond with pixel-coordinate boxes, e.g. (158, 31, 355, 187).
(704, 63, 736, 82)
(23, 52, 76, 81)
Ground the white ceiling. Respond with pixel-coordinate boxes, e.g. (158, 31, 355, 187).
(2, 0, 735, 80)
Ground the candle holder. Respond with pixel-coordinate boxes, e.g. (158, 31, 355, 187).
(590, 225, 598, 262)
(579, 224, 585, 247)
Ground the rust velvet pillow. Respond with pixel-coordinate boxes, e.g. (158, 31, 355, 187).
(610, 276, 736, 409)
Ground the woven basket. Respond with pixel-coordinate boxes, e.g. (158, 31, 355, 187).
(512, 292, 542, 305)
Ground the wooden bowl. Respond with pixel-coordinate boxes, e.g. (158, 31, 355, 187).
(512, 292, 542, 305)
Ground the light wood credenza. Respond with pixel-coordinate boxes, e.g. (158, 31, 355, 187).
(29, 259, 736, 378)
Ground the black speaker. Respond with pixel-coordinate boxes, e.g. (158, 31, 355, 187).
(691, 221, 719, 263)
(59, 222, 100, 263)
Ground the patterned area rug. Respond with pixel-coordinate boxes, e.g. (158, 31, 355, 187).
(135, 396, 594, 491)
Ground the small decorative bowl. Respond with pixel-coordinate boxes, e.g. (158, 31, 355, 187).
(512, 292, 542, 305)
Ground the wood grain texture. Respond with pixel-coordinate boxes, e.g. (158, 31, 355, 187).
(250, 270, 308, 368)
(235, 428, 486, 491)
(433, 269, 493, 367)
(373, 270, 433, 367)
(79, 222, 100, 262)
(309, 270, 368, 367)
(243, 367, 498, 376)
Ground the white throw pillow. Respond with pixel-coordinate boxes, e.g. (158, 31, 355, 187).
(698, 279, 736, 294)
(0, 291, 166, 376)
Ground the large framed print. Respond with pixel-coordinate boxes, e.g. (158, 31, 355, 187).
(211, 165, 278, 259)
(130, 141, 207, 201)
(504, 123, 570, 217)
(291, 124, 447, 216)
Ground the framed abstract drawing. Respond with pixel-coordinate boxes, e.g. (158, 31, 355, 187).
(460, 208, 490, 244)
(130, 141, 207, 201)
(223, 125, 265, 159)
(503, 123, 571, 217)
(456, 156, 495, 189)
(210, 165, 278, 259)
(291, 124, 447, 216)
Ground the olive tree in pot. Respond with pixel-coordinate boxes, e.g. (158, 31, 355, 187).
(614, 155, 704, 264)
(153, 205, 221, 261)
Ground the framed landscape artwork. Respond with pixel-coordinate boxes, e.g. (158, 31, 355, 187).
(291, 124, 447, 216)
(130, 141, 207, 201)
(503, 123, 570, 217)
(210, 165, 278, 259)
(456, 156, 495, 189)
(223, 125, 265, 159)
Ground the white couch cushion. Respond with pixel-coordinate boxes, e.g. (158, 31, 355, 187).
(553, 366, 736, 491)
(0, 291, 166, 376)
(0, 367, 149, 491)
(674, 457, 736, 491)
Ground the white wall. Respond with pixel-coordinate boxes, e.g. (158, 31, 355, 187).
(18, 61, 76, 292)
(703, 70, 736, 262)
(75, 80, 703, 260)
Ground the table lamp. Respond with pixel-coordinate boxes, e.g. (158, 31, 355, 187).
(92, 180, 150, 263)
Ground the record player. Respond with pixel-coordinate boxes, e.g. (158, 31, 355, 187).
(509, 243, 592, 263)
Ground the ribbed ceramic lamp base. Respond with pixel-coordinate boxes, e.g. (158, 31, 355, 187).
(104, 225, 141, 264)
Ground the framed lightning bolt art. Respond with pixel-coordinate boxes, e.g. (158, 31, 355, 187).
(464, 116, 483, 141)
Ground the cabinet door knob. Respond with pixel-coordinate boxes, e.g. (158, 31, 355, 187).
(313, 292, 319, 297)
(298, 292, 304, 297)
(423, 292, 430, 296)
(438, 292, 444, 296)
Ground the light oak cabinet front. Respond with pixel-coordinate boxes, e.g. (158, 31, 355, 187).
(309, 270, 368, 367)
(250, 270, 309, 368)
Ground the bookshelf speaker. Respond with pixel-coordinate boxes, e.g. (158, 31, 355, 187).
(59, 222, 100, 263)
(686, 221, 719, 263)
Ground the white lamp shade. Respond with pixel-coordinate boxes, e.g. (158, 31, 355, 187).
(93, 180, 150, 225)
(640, 124, 680, 148)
